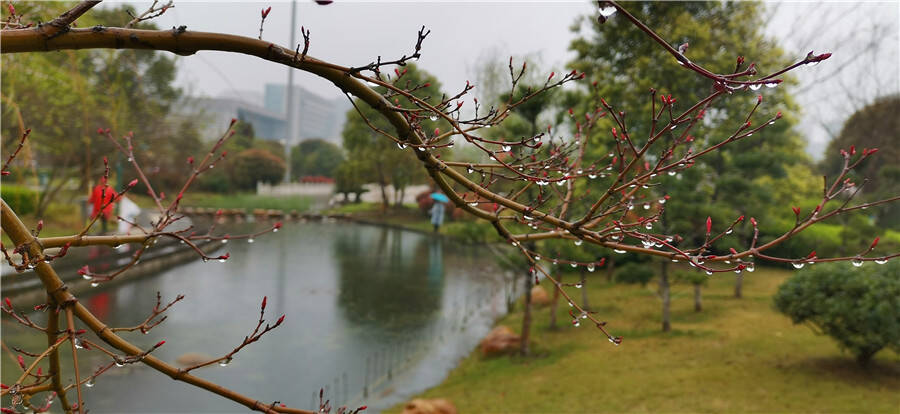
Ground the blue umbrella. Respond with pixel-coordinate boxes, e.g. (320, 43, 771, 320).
(430, 192, 450, 203)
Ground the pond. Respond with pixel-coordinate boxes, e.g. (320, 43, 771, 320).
(1, 222, 517, 413)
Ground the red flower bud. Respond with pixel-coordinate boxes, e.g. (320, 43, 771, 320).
(17, 355, 25, 369)
(187, 156, 194, 164)
(75, 329, 86, 335)
(757, 95, 763, 104)
(866, 148, 879, 156)
(548, 72, 555, 80)
(611, 128, 617, 137)
(155, 340, 166, 348)
(849, 145, 856, 155)
(729, 248, 738, 255)
(97, 127, 105, 135)
(216, 209, 224, 216)
(4, 297, 11, 308)
(261, 6, 272, 18)
(750, 217, 757, 226)
(776, 111, 782, 119)
(359, 406, 368, 411)
(807, 250, 816, 258)
(737, 56, 744, 66)
(706, 216, 712, 234)
(78, 265, 90, 275)
(8, 4, 15, 15)
(273, 221, 283, 229)
(218, 253, 230, 261)
(262, 296, 267, 310)
(276, 314, 285, 325)
(423, 82, 430, 88)
(737, 215, 744, 222)
(568, 108, 574, 115)
(128, 179, 138, 187)
(870, 237, 880, 250)
(36, 220, 43, 232)
(792, 206, 800, 216)
(433, 127, 440, 136)
(0, 383, 7, 390)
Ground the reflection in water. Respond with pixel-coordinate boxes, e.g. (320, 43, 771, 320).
(1, 223, 510, 413)
(336, 228, 442, 331)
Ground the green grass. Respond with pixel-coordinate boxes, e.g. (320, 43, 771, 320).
(138, 192, 314, 212)
(388, 266, 900, 413)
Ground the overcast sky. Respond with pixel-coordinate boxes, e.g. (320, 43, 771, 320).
(104, 1, 899, 159)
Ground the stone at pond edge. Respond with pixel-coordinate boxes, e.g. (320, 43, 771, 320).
(402, 398, 457, 414)
(479, 325, 520, 356)
(530, 285, 550, 306)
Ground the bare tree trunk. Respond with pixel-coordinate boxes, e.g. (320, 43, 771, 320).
(375, 162, 389, 210)
(694, 283, 702, 312)
(520, 268, 533, 356)
(734, 274, 743, 299)
(606, 255, 616, 283)
(660, 261, 671, 332)
(548, 273, 562, 330)
(580, 267, 590, 311)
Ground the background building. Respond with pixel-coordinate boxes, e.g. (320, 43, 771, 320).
(193, 84, 351, 145)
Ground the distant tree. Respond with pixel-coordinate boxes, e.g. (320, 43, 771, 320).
(821, 96, 900, 228)
(334, 160, 368, 203)
(341, 64, 445, 208)
(228, 148, 286, 190)
(291, 138, 345, 179)
(774, 261, 900, 366)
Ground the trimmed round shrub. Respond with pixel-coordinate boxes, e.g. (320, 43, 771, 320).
(228, 149, 286, 190)
(773, 260, 900, 365)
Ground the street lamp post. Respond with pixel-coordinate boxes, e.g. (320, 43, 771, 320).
(283, 0, 298, 184)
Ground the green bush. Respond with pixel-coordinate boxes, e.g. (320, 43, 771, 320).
(1, 185, 38, 215)
(442, 221, 497, 244)
(228, 149, 286, 190)
(773, 260, 900, 365)
(674, 269, 708, 286)
(615, 262, 655, 287)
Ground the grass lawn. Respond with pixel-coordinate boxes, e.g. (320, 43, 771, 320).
(388, 265, 900, 413)
(132, 192, 314, 212)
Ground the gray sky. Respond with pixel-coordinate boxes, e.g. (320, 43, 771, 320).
(107, 1, 899, 159)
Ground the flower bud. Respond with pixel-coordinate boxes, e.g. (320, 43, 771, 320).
(870, 237, 880, 250)
(276, 314, 285, 324)
(548, 72, 555, 80)
(4, 297, 11, 308)
(154, 340, 166, 348)
(261, 6, 272, 18)
(128, 179, 138, 187)
(792, 206, 800, 216)
(706, 216, 712, 234)
(262, 296, 267, 310)
(78, 265, 90, 275)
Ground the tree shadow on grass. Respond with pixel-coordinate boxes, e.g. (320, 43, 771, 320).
(778, 355, 900, 388)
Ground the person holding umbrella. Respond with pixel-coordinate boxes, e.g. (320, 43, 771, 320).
(429, 191, 449, 232)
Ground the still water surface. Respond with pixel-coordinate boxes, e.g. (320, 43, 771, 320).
(2, 222, 513, 413)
